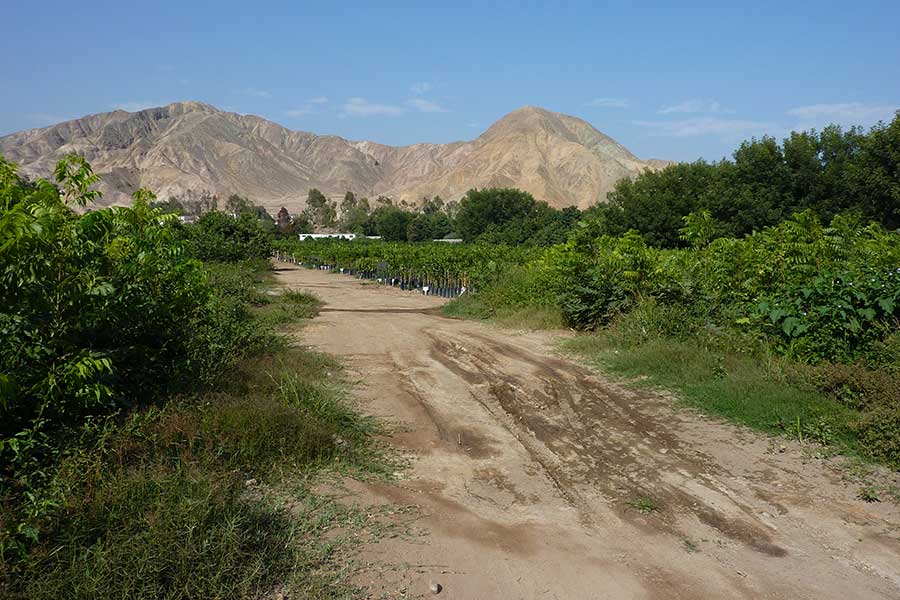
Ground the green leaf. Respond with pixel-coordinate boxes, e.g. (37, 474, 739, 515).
(782, 316, 802, 336)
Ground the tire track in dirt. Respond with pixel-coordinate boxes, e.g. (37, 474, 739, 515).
(276, 263, 900, 599)
(426, 329, 789, 558)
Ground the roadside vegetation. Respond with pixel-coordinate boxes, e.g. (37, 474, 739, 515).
(2, 110, 898, 593)
(277, 113, 900, 473)
(466, 210, 900, 469)
(0, 155, 392, 598)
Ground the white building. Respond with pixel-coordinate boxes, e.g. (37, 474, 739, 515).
(298, 232, 357, 241)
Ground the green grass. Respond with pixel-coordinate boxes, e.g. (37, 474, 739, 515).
(559, 332, 862, 450)
(443, 292, 565, 330)
(625, 497, 660, 514)
(2, 262, 392, 599)
(254, 288, 323, 326)
(442, 265, 565, 330)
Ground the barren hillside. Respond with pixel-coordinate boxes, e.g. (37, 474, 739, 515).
(0, 102, 669, 212)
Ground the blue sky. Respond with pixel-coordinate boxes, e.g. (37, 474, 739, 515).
(2, 0, 898, 161)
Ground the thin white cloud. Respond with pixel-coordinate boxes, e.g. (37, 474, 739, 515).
(466, 122, 479, 128)
(406, 98, 449, 113)
(586, 98, 629, 109)
(341, 97, 406, 117)
(410, 82, 432, 95)
(657, 99, 734, 115)
(245, 88, 272, 98)
(285, 97, 329, 118)
(634, 117, 772, 138)
(111, 101, 167, 112)
(787, 102, 896, 122)
(285, 107, 313, 117)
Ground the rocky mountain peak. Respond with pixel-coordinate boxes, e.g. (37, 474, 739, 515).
(0, 101, 669, 212)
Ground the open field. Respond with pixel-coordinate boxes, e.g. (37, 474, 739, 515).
(275, 261, 900, 599)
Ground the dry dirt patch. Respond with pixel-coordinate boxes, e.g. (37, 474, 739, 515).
(276, 263, 900, 599)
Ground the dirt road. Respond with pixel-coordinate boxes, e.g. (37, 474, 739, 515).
(275, 263, 900, 599)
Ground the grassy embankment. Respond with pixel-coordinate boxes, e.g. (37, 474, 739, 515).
(4, 261, 397, 599)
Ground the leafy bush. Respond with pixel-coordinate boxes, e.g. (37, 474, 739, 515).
(544, 211, 900, 362)
(753, 268, 900, 363)
(546, 231, 683, 328)
(855, 406, 900, 469)
(182, 211, 272, 262)
(0, 155, 270, 560)
(2, 157, 204, 440)
(808, 362, 900, 412)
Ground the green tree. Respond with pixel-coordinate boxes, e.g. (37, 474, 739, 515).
(421, 195, 445, 214)
(455, 188, 537, 242)
(849, 112, 900, 229)
(304, 188, 337, 229)
(225, 193, 253, 215)
(374, 206, 414, 241)
(185, 211, 272, 261)
(407, 212, 452, 242)
(339, 192, 371, 233)
(275, 206, 292, 230)
(340, 191, 357, 214)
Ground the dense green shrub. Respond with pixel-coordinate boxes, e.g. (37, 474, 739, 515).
(546, 231, 680, 328)
(752, 268, 900, 363)
(181, 211, 272, 262)
(0, 154, 269, 560)
(544, 211, 900, 363)
(855, 406, 900, 469)
(2, 157, 203, 438)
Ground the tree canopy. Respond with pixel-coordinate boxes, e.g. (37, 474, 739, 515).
(586, 112, 900, 247)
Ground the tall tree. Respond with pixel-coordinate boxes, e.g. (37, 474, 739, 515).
(276, 206, 292, 229)
(304, 188, 337, 229)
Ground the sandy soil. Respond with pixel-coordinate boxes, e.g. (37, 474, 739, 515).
(274, 262, 900, 599)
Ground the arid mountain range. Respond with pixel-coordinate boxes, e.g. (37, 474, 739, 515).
(0, 101, 670, 212)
